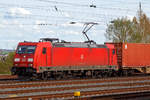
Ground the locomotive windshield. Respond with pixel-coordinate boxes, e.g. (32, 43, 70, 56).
(16, 46, 36, 54)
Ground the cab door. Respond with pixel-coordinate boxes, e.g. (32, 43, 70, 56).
(41, 46, 51, 67)
(41, 47, 47, 67)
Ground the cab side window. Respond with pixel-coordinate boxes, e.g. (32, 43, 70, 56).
(42, 48, 46, 54)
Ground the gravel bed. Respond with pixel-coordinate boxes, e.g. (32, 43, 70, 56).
(0, 76, 148, 86)
(0, 84, 150, 98)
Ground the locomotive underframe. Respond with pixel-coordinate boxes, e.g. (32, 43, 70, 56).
(38, 65, 118, 72)
(38, 67, 118, 80)
(11, 65, 145, 80)
(11, 65, 119, 79)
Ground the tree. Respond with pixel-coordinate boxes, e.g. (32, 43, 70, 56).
(132, 7, 150, 43)
(105, 3, 150, 43)
(105, 17, 134, 42)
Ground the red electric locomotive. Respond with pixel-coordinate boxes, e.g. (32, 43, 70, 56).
(11, 38, 118, 79)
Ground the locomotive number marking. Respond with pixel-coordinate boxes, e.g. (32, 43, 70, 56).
(81, 54, 84, 60)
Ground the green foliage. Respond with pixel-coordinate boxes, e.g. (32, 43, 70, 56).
(0, 52, 15, 74)
(105, 17, 134, 42)
(132, 12, 150, 43)
(105, 7, 150, 43)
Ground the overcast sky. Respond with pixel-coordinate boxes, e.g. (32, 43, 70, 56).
(0, 0, 150, 49)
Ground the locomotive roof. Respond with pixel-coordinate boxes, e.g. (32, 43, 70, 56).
(39, 38, 107, 48)
(19, 38, 107, 48)
(52, 42, 107, 48)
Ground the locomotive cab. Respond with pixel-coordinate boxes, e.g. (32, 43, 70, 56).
(11, 40, 52, 77)
(11, 42, 38, 76)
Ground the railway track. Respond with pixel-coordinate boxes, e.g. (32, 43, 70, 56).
(0, 75, 17, 79)
(0, 75, 18, 82)
(1, 76, 150, 100)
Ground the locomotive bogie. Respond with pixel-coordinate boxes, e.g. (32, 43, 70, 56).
(11, 67, 36, 76)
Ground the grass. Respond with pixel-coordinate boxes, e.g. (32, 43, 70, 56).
(0, 52, 14, 74)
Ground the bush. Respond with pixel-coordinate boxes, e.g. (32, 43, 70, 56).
(0, 52, 15, 74)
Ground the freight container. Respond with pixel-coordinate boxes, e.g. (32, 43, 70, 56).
(114, 43, 150, 73)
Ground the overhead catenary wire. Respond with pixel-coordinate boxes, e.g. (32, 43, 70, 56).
(0, 1, 135, 25)
(0, 2, 136, 13)
(0, 14, 105, 25)
(0, 0, 138, 27)
(0, 3, 134, 17)
(0, 9, 127, 26)
(0, 6, 115, 25)
(0, 21, 105, 26)
(34, 0, 136, 12)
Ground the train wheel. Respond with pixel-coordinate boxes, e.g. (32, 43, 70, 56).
(55, 75, 63, 80)
(42, 72, 49, 80)
(101, 72, 108, 78)
(112, 71, 118, 77)
(96, 73, 102, 78)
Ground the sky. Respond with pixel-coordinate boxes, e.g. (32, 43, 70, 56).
(0, 0, 150, 49)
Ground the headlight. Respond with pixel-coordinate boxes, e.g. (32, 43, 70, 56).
(14, 58, 20, 62)
(28, 58, 33, 62)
